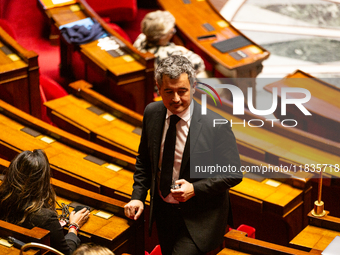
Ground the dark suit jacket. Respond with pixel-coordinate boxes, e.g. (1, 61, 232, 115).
(131, 100, 242, 253)
(21, 208, 80, 255)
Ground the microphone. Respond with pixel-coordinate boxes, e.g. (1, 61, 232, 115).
(7, 236, 26, 249)
(311, 164, 337, 217)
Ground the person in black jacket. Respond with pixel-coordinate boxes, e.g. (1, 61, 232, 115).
(0, 149, 90, 255)
(124, 55, 242, 255)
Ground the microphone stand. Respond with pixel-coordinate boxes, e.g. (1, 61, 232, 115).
(311, 164, 337, 217)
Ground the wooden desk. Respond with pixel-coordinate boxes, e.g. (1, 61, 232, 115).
(157, 0, 270, 104)
(44, 80, 142, 158)
(290, 211, 340, 252)
(0, 220, 50, 248)
(0, 246, 38, 255)
(38, 0, 155, 114)
(221, 230, 322, 255)
(53, 179, 143, 255)
(290, 225, 340, 252)
(0, 99, 140, 202)
(0, 27, 40, 118)
(230, 166, 311, 245)
(264, 70, 340, 142)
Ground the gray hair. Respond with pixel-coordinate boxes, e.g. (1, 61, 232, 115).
(141, 10, 175, 44)
(155, 55, 196, 87)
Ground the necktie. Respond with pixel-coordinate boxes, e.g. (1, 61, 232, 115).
(160, 114, 181, 198)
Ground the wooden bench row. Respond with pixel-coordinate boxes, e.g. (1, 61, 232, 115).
(0, 27, 40, 118)
(0, 99, 139, 202)
(0, 158, 144, 255)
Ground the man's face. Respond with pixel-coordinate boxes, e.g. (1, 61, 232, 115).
(157, 73, 195, 115)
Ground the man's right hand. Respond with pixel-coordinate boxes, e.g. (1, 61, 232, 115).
(124, 200, 144, 220)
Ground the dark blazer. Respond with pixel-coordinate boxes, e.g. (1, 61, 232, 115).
(131, 100, 242, 253)
(21, 208, 80, 255)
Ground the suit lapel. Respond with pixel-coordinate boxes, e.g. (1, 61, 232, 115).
(152, 104, 167, 172)
(180, 100, 202, 177)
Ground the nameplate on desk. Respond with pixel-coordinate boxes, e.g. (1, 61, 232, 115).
(0, 238, 13, 248)
(202, 23, 215, 32)
(132, 127, 142, 136)
(107, 49, 125, 58)
(40, 136, 55, 144)
(106, 164, 122, 172)
(229, 50, 248, 60)
(8, 54, 20, 61)
(69, 4, 80, 12)
(95, 211, 113, 219)
(216, 20, 229, 28)
(21, 127, 42, 137)
(0, 46, 13, 55)
(84, 155, 107, 166)
(212, 36, 252, 53)
(182, 0, 191, 3)
(265, 179, 281, 187)
(87, 106, 105, 115)
(52, 0, 73, 4)
(39, 0, 76, 9)
(122, 55, 134, 62)
(101, 113, 115, 122)
(244, 172, 266, 182)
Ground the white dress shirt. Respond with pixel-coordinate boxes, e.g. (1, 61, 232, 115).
(158, 101, 193, 203)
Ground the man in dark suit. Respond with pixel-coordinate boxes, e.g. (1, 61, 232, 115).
(124, 55, 242, 255)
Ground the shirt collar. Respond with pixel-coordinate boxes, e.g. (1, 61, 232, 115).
(166, 100, 194, 123)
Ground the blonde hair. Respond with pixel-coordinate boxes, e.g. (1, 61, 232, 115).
(72, 244, 114, 255)
(141, 10, 175, 44)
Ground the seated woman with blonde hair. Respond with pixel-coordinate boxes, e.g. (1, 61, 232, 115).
(0, 149, 90, 255)
(134, 10, 207, 77)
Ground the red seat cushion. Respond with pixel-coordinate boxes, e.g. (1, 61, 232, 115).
(0, 19, 17, 39)
(107, 23, 131, 43)
(86, 0, 137, 22)
(39, 75, 68, 101)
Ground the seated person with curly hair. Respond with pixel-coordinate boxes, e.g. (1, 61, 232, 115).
(0, 149, 90, 255)
(134, 10, 207, 78)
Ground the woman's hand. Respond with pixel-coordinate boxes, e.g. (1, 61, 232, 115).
(69, 207, 90, 229)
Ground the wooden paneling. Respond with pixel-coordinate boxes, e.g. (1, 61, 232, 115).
(0, 27, 40, 118)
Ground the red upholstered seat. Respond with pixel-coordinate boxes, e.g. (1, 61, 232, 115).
(85, 0, 137, 22)
(145, 245, 162, 255)
(39, 75, 68, 124)
(107, 23, 131, 43)
(40, 75, 68, 101)
(0, 19, 17, 39)
(229, 224, 256, 239)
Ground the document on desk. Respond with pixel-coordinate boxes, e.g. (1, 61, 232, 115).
(322, 236, 340, 255)
(39, 0, 76, 9)
(52, 0, 73, 4)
